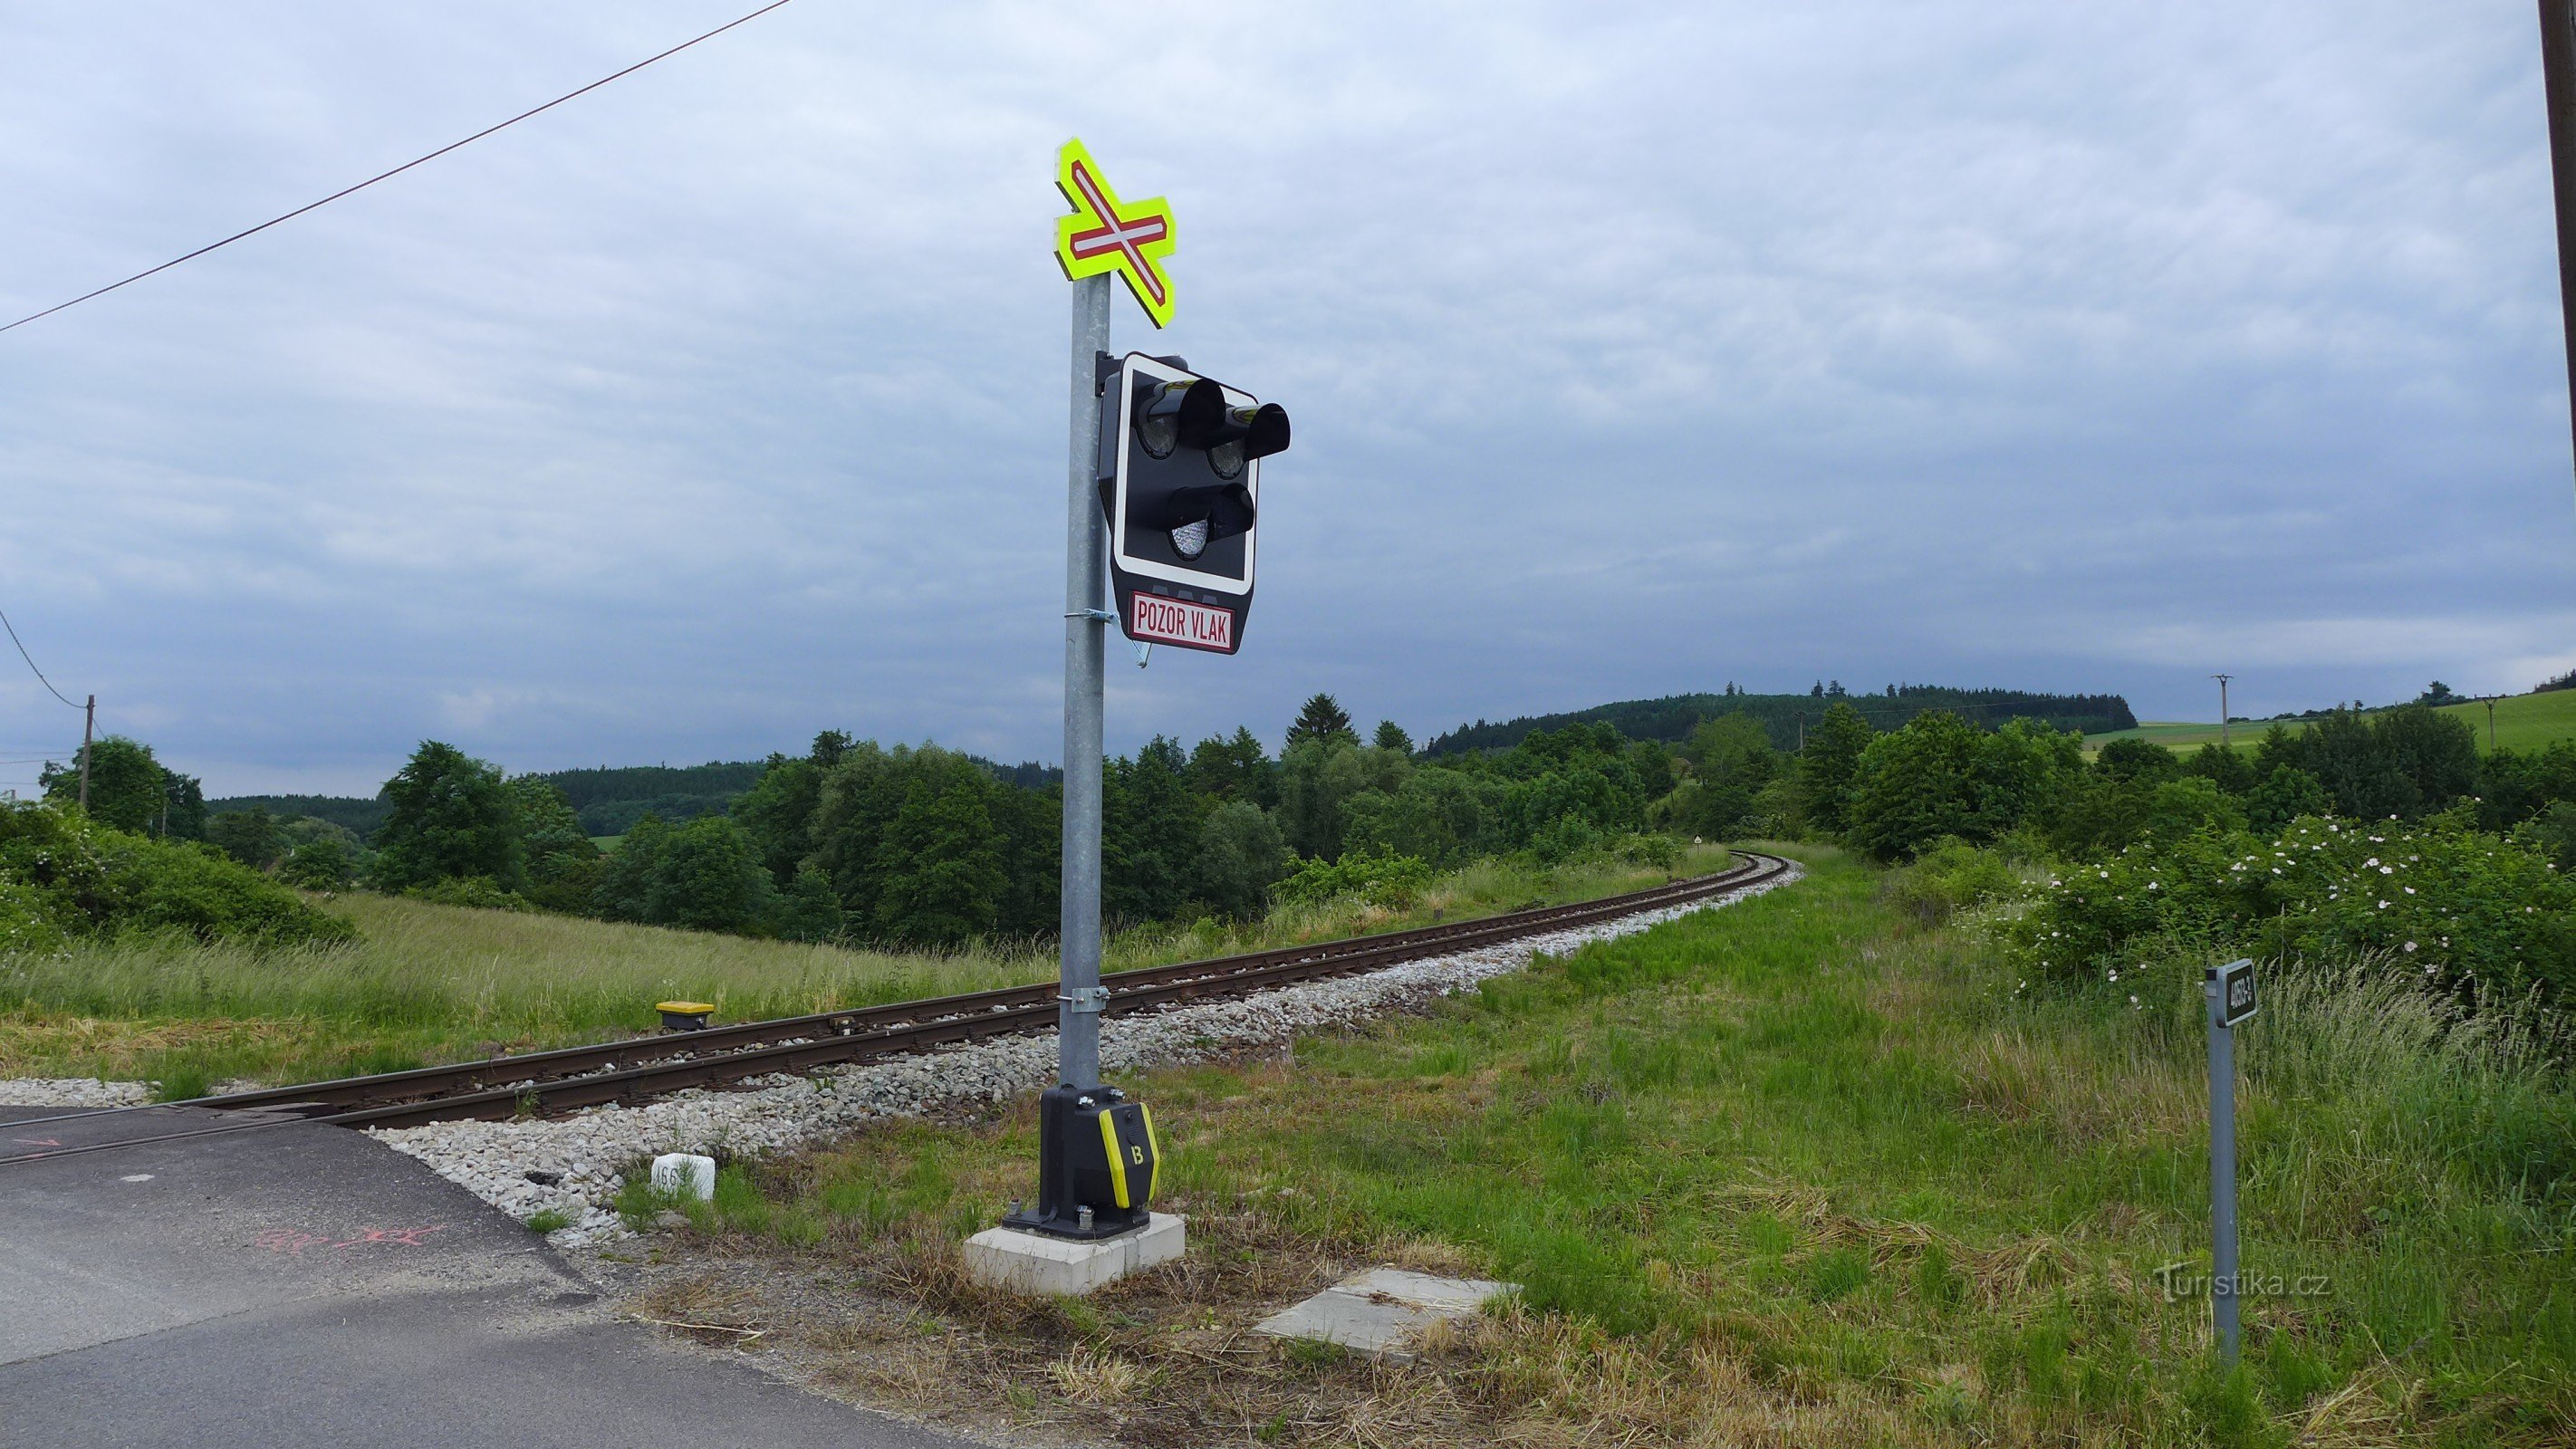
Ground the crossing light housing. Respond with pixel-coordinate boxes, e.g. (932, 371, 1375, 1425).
(1098, 353, 1290, 655)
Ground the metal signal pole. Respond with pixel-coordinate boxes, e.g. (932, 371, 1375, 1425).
(1058, 273, 1111, 1091)
(77, 694, 94, 811)
(2211, 675, 2233, 750)
(2541, 0, 2576, 486)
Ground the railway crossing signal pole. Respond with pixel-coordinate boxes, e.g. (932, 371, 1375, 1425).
(2542, 0, 2576, 492)
(985, 139, 1289, 1265)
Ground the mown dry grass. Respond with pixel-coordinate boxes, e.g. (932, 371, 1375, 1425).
(630, 842, 2574, 1448)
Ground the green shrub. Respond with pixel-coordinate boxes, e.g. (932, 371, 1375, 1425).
(0, 803, 356, 951)
(1610, 831, 1683, 869)
(1271, 851, 1436, 908)
(0, 873, 67, 955)
(404, 876, 533, 912)
(276, 839, 355, 890)
(2010, 816, 2576, 1004)
(1882, 839, 2019, 926)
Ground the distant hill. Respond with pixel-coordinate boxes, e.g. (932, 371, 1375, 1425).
(200, 793, 393, 838)
(1424, 686, 2138, 756)
(212, 752, 1064, 841)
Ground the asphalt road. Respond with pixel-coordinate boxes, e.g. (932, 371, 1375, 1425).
(0, 1104, 982, 1449)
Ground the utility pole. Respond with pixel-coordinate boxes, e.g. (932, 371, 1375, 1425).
(2489, 697, 2499, 752)
(77, 694, 94, 811)
(2211, 675, 2233, 750)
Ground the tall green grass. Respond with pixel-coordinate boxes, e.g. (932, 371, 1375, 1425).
(0, 844, 1729, 1089)
(720, 842, 2575, 1445)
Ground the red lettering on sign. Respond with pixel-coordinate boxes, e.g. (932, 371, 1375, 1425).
(1129, 596, 1234, 650)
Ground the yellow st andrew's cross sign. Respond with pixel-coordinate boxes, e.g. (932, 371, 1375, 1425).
(1053, 139, 1177, 328)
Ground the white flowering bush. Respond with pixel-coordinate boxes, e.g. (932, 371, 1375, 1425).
(2007, 816, 2576, 1006)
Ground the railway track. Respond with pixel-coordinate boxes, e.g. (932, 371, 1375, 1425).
(0, 852, 1790, 1165)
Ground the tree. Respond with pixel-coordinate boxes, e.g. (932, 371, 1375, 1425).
(1286, 694, 1357, 749)
(731, 755, 825, 887)
(277, 838, 356, 890)
(1792, 702, 1875, 835)
(1372, 720, 1413, 753)
(1843, 712, 2074, 860)
(1668, 714, 1781, 838)
(369, 741, 523, 891)
(1193, 801, 1287, 917)
(776, 864, 845, 942)
(2244, 765, 2331, 832)
(509, 776, 600, 913)
(1104, 736, 1206, 925)
(1344, 769, 1498, 867)
(1187, 727, 1277, 810)
(159, 767, 206, 840)
(207, 807, 284, 870)
(42, 735, 166, 835)
(648, 817, 779, 934)
(870, 760, 1007, 946)
(590, 814, 779, 935)
(2093, 738, 2180, 786)
(2417, 681, 2459, 705)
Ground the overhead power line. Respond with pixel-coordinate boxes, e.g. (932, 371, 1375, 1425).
(0, 608, 82, 709)
(0, 0, 799, 337)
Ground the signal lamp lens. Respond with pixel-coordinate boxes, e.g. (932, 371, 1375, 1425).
(1169, 518, 1211, 559)
(1206, 439, 1245, 479)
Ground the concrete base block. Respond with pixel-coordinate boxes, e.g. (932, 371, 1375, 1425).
(1252, 1268, 1517, 1361)
(962, 1214, 1186, 1296)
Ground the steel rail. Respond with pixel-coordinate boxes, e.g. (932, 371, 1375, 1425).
(0, 854, 1787, 1166)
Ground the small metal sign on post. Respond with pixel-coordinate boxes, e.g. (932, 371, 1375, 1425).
(2204, 958, 2256, 1366)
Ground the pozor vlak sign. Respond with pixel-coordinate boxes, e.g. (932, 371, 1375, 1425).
(1097, 352, 1288, 655)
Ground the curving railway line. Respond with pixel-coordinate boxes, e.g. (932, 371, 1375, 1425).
(0, 851, 1791, 1165)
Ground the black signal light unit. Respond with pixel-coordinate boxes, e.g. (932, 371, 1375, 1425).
(1097, 352, 1290, 655)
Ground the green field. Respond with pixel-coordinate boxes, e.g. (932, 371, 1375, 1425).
(2088, 687, 2576, 756)
(682, 843, 2575, 1447)
(0, 845, 1733, 1093)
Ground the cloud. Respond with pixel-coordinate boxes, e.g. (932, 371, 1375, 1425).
(0, 1, 2568, 793)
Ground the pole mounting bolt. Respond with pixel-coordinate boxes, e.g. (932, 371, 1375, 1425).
(1060, 985, 1110, 1014)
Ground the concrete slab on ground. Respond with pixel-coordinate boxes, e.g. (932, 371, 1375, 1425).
(0, 1104, 976, 1449)
(1251, 1268, 1516, 1361)
(962, 1213, 1185, 1295)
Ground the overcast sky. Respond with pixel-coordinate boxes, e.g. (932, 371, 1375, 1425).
(2, 2, 2570, 797)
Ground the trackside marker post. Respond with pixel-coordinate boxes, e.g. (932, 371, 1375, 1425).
(2204, 957, 2256, 1367)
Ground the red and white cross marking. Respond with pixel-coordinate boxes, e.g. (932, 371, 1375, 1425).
(1062, 159, 1171, 308)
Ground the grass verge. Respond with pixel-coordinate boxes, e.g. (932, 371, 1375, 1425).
(650, 842, 2574, 1447)
(0, 844, 1730, 1089)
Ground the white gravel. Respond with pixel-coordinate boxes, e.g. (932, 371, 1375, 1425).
(21, 864, 1798, 1248)
(0, 1078, 153, 1108)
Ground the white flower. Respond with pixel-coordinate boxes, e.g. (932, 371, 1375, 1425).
(2379, 900, 2389, 909)
(2404, 941, 2417, 953)
(2404, 887, 2414, 895)
(2129, 994, 2141, 1009)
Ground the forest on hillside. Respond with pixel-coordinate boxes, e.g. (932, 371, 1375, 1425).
(1426, 683, 2138, 754)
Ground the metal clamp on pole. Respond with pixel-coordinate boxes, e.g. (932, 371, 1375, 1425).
(1058, 985, 1110, 1014)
